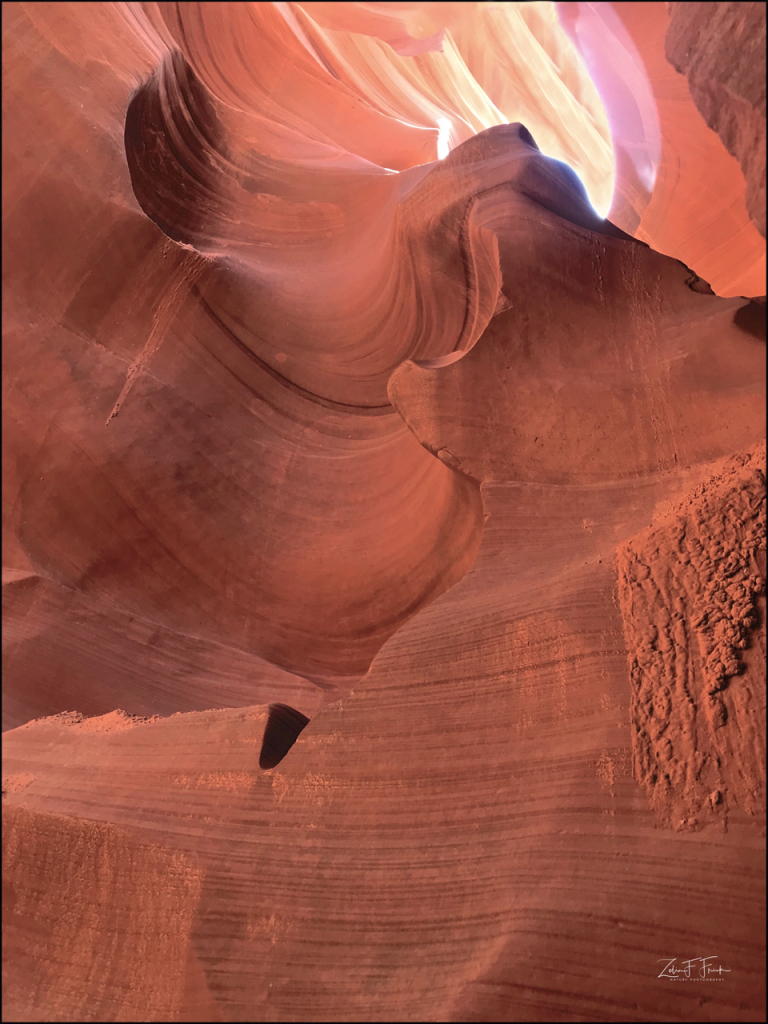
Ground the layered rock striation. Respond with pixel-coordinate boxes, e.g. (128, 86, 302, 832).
(3, 2, 766, 1021)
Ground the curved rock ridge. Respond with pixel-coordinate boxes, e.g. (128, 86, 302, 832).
(125, 48, 510, 403)
(135, 1, 615, 207)
(2, 0, 641, 721)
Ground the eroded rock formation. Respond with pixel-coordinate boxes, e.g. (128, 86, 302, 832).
(618, 443, 766, 831)
(666, 0, 767, 239)
(559, 0, 766, 295)
(3, 2, 766, 1021)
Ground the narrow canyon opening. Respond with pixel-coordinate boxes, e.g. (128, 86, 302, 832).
(259, 703, 311, 770)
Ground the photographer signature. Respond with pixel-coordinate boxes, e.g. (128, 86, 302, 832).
(658, 957, 731, 980)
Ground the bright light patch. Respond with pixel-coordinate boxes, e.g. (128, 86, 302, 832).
(567, 162, 612, 219)
(444, 2, 616, 218)
(437, 118, 451, 160)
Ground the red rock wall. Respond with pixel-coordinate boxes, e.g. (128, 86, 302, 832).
(618, 443, 766, 831)
(666, 1, 766, 239)
(3, 2, 766, 1021)
(557, 1, 766, 296)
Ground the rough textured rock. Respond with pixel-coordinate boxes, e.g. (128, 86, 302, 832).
(666, 1, 767, 239)
(617, 443, 766, 831)
(2, 2, 766, 1021)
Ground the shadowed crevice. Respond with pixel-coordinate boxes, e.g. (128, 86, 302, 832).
(125, 49, 224, 250)
(733, 297, 766, 340)
(259, 703, 310, 770)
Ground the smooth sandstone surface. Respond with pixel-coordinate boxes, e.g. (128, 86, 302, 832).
(2, 2, 766, 1021)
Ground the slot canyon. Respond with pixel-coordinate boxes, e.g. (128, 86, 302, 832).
(2, 2, 766, 1021)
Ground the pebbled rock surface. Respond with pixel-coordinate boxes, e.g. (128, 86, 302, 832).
(618, 443, 766, 831)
